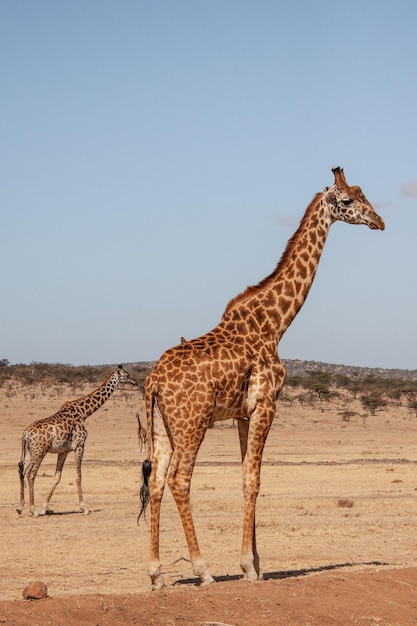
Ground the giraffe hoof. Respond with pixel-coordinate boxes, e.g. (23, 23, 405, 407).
(200, 574, 215, 586)
(242, 570, 262, 582)
(151, 579, 165, 591)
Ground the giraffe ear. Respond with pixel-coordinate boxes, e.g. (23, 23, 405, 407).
(324, 189, 336, 205)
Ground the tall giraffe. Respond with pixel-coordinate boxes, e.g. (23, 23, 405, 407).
(139, 167, 385, 589)
(17, 364, 136, 517)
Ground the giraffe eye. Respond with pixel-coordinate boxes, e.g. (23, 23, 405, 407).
(342, 198, 353, 206)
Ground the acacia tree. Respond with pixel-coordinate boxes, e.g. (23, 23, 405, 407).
(360, 392, 387, 416)
(309, 382, 332, 403)
(305, 370, 332, 404)
(400, 382, 417, 405)
(408, 400, 417, 418)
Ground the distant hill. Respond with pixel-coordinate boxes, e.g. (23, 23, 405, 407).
(281, 358, 417, 381)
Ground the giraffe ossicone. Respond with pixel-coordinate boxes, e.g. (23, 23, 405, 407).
(139, 167, 384, 590)
(17, 364, 137, 517)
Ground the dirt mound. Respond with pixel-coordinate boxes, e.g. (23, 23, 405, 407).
(2, 567, 416, 625)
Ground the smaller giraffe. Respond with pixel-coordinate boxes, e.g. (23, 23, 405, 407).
(17, 364, 137, 517)
(136, 413, 148, 452)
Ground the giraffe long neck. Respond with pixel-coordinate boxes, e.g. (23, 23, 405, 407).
(70, 371, 120, 418)
(222, 193, 332, 344)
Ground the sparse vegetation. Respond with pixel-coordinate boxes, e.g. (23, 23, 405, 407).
(1, 358, 416, 420)
(338, 410, 359, 422)
(282, 361, 417, 420)
(0, 361, 153, 391)
(337, 498, 354, 508)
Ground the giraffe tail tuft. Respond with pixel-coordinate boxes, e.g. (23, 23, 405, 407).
(137, 459, 152, 525)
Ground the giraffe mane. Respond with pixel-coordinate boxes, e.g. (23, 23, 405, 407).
(222, 192, 323, 316)
(58, 368, 118, 409)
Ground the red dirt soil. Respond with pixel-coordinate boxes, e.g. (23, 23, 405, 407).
(2, 568, 417, 625)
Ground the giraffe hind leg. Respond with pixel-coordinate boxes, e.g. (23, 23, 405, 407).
(16, 435, 34, 515)
(16, 460, 27, 514)
(167, 447, 214, 587)
(140, 401, 174, 590)
(147, 438, 173, 590)
(38, 452, 68, 516)
(239, 405, 276, 581)
(27, 462, 42, 517)
(16, 433, 48, 517)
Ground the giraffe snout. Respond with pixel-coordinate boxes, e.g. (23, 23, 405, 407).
(368, 214, 385, 231)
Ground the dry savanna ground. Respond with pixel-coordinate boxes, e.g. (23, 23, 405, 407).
(1, 376, 417, 624)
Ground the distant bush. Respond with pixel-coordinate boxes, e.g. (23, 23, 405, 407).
(408, 400, 417, 418)
(337, 498, 354, 508)
(338, 410, 359, 422)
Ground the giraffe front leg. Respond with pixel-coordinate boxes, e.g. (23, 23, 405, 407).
(239, 406, 275, 581)
(237, 419, 261, 580)
(240, 494, 262, 581)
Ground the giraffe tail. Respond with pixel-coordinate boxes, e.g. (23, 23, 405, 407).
(137, 459, 151, 524)
(137, 372, 155, 525)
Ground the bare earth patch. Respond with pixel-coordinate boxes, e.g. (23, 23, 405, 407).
(2, 380, 417, 624)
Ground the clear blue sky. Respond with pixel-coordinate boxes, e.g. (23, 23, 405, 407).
(1, 1, 416, 369)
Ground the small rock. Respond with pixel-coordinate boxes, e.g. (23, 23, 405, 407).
(23, 581, 48, 600)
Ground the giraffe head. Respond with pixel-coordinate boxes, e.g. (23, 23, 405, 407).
(323, 166, 385, 231)
(116, 364, 137, 386)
